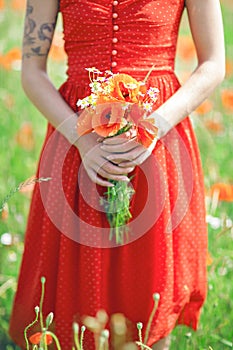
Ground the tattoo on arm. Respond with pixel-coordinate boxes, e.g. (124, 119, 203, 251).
(23, 2, 57, 59)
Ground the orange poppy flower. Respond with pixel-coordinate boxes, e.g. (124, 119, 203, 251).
(128, 104, 158, 147)
(92, 102, 128, 137)
(177, 35, 196, 62)
(0, 0, 5, 10)
(15, 122, 35, 150)
(0, 48, 21, 70)
(210, 183, 233, 202)
(49, 32, 67, 62)
(97, 74, 146, 104)
(1, 203, 9, 221)
(204, 119, 224, 133)
(206, 251, 213, 266)
(221, 89, 233, 111)
(195, 99, 213, 115)
(11, 0, 26, 10)
(226, 59, 233, 78)
(29, 332, 53, 345)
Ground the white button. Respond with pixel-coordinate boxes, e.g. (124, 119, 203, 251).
(113, 0, 119, 5)
(111, 61, 117, 67)
(112, 50, 117, 55)
(113, 25, 119, 31)
(112, 37, 118, 43)
(112, 13, 118, 19)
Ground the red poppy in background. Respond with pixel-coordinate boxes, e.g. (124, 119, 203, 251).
(221, 89, 233, 111)
(11, 0, 26, 11)
(29, 332, 53, 345)
(49, 32, 67, 62)
(177, 35, 196, 61)
(204, 119, 224, 133)
(0, 48, 21, 70)
(195, 99, 213, 115)
(210, 183, 233, 202)
(15, 122, 35, 150)
(0, 0, 5, 10)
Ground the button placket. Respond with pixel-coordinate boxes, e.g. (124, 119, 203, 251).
(111, 0, 119, 69)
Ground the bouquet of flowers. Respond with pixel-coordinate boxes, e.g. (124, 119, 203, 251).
(76, 67, 159, 244)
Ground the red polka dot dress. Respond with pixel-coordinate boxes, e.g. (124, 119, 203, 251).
(9, 0, 208, 349)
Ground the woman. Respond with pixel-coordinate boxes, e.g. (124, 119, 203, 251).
(9, 0, 225, 349)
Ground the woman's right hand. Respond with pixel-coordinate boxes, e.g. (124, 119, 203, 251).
(75, 132, 135, 187)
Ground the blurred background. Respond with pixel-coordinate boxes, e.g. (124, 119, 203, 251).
(0, 0, 232, 349)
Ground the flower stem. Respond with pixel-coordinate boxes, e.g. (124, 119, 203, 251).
(23, 311, 39, 350)
(45, 331, 62, 350)
(135, 341, 153, 350)
(39, 277, 46, 331)
(144, 294, 160, 344)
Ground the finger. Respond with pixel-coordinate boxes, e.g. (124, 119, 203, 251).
(104, 155, 134, 167)
(102, 134, 136, 145)
(97, 167, 130, 182)
(101, 161, 134, 176)
(101, 140, 140, 153)
(107, 146, 146, 163)
(88, 170, 114, 187)
(118, 149, 151, 167)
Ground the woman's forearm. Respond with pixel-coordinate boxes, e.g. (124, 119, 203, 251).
(22, 67, 78, 144)
(153, 59, 225, 137)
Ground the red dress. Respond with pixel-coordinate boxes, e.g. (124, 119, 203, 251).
(9, 0, 207, 349)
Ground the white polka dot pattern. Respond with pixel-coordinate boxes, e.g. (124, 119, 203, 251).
(9, 1, 208, 350)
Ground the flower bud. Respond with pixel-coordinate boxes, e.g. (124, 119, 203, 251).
(101, 329, 110, 339)
(46, 312, 54, 328)
(34, 306, 40, 315)
(153, 293, 160, 301)
(137, 322, 143, 330)
(81, 325, 86, 333)
(41, 276, 46, 284)
(73, 322, 79, 334)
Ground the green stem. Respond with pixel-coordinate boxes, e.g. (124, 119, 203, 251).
(135, 341, 153, 350)
(0, 177, 51, 212)
(45, 331, 62, 350)
(73, 326, 81, 350)
(39, 277, 46, 331)
(40, 330, 48, 350)
(24, 313, 39, 350)
(80, 326, 86, 350)
(144, 298, 159, 345)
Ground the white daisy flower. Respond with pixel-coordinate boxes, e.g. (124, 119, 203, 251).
(142, 101, 153, 112)
(89, 81, 102, 93)
(77, 97, 90, 109)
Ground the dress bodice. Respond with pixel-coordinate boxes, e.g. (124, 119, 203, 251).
(59, 0, 185, 82)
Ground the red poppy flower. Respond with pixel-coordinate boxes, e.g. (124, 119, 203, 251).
(92, 102, 128, 137)
(221, 89, 233, 111)
(128, 104, 158, 147)
(29, 332, 53, 345)
(210, 183, 233, 202)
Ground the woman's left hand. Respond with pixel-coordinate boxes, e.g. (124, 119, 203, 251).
(100, 134, 157, 168)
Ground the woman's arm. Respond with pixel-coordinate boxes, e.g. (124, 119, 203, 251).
(153, 0, 225, 135)
(21, 0, 77, 142)
(102, 0, 225, 166)
(22, 0, 134, 186)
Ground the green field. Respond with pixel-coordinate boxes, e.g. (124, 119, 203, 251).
(0, 1, 233, 349)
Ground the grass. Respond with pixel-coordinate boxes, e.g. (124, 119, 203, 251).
(0, 1, 233, 349)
